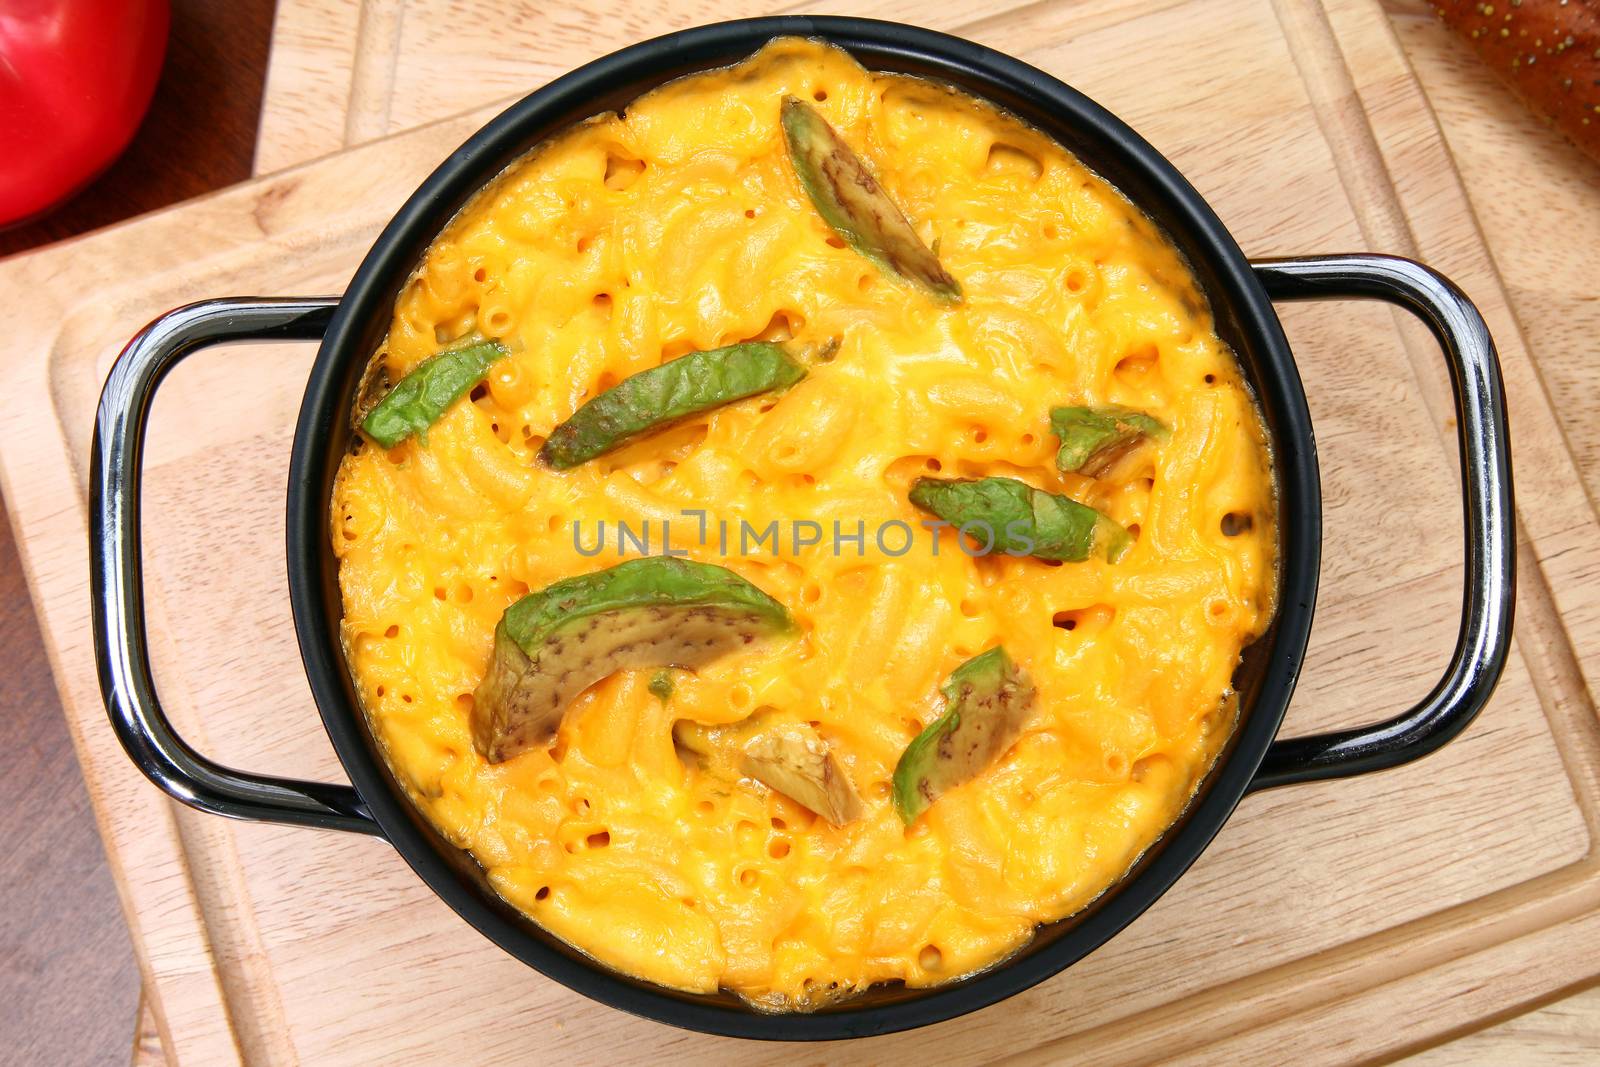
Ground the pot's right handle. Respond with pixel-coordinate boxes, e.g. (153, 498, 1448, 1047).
(91, 298, 383, 835)
(1247, 255, 1514, 791)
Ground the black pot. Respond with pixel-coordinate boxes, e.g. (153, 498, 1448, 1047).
(90, 16, 1515, 1041)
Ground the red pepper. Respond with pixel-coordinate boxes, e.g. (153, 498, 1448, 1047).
(0, 0, 170, 226)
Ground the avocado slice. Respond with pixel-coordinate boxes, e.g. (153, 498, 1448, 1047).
(893, 646, 1037, 825)
(1050, 406, 1168, 477)
(674, 717, 863, 825)
(739, 725, 864, 826)
(908, 476, 1131, 562)
(781, 96, 961, 304)
(360, 339, 508, 448)
(472, 557, 792, 763)
(539, 341, 806, 469)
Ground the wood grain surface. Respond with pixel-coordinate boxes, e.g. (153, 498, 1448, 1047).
(1, 0, 1596, 1063)
(134, 992, 166, 1067)
(0, 512, 138, 1067)
(1380, 4, 1600, 1050)
(0, 3, 275, 1065)
(1404, 980, 1600, 1065)
(1385, 0, 1600, 526)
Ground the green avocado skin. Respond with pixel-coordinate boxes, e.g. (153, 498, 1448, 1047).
(893, 646, 1036, 825)
(1049, 405, 1167, 474)
(908, 476, 1129, 562)
(781, 96, 961, 304)
(474, 557, 794, 762)
(361, 340, 508, 448)
(539, 342, 806, 469)
(502, 556, 792, 653)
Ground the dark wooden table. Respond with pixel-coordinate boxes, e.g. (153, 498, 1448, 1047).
(0, 3, 275, 1062)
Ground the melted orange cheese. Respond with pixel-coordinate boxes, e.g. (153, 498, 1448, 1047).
(332, 38, 1275, 1008)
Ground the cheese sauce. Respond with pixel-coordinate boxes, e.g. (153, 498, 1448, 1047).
(332, 38, 1276, 1008)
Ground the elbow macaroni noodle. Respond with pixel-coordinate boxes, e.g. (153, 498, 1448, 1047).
(332, 38, 1276, 1007)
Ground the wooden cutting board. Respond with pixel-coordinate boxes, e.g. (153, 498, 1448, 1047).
(4, 0, 1599, 1063)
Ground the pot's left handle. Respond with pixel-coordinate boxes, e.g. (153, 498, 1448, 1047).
(91, 298, 383, 836)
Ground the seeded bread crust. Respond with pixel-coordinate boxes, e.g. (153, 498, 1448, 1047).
(1433, 0, 1600, 162)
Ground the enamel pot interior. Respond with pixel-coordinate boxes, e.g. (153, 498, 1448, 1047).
(286, 15, 1320, 1040)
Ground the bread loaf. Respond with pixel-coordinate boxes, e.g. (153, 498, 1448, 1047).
(1433, 0, 1600, 161)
